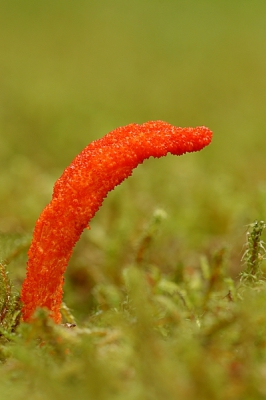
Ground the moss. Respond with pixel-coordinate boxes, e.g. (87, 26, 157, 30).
(1, 1, 266, 398)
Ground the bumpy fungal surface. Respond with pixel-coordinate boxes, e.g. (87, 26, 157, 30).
(21, 121, 212, 323)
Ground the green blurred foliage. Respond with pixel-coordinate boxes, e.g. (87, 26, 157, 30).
(1, 5, 266, 397)
(1, 0, 266, 308)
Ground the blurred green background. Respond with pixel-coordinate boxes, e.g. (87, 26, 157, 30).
(1, 0, 266, 316)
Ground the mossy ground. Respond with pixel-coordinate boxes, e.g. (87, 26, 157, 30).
(1, 1, 266, 399)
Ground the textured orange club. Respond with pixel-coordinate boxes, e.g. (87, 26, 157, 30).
(21, 121, 212, 323)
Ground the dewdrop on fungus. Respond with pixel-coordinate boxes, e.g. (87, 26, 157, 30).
(20, 120, 212, 323)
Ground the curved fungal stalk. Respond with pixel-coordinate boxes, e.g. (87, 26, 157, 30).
(21, 121, 212, 323)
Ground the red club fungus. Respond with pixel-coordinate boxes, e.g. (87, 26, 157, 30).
(21, 120, 212, 323)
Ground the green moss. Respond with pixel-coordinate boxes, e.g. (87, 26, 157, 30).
(1, 0, 266, 398)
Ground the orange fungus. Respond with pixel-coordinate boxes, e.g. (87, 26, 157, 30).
(20, 120, 212, 323)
